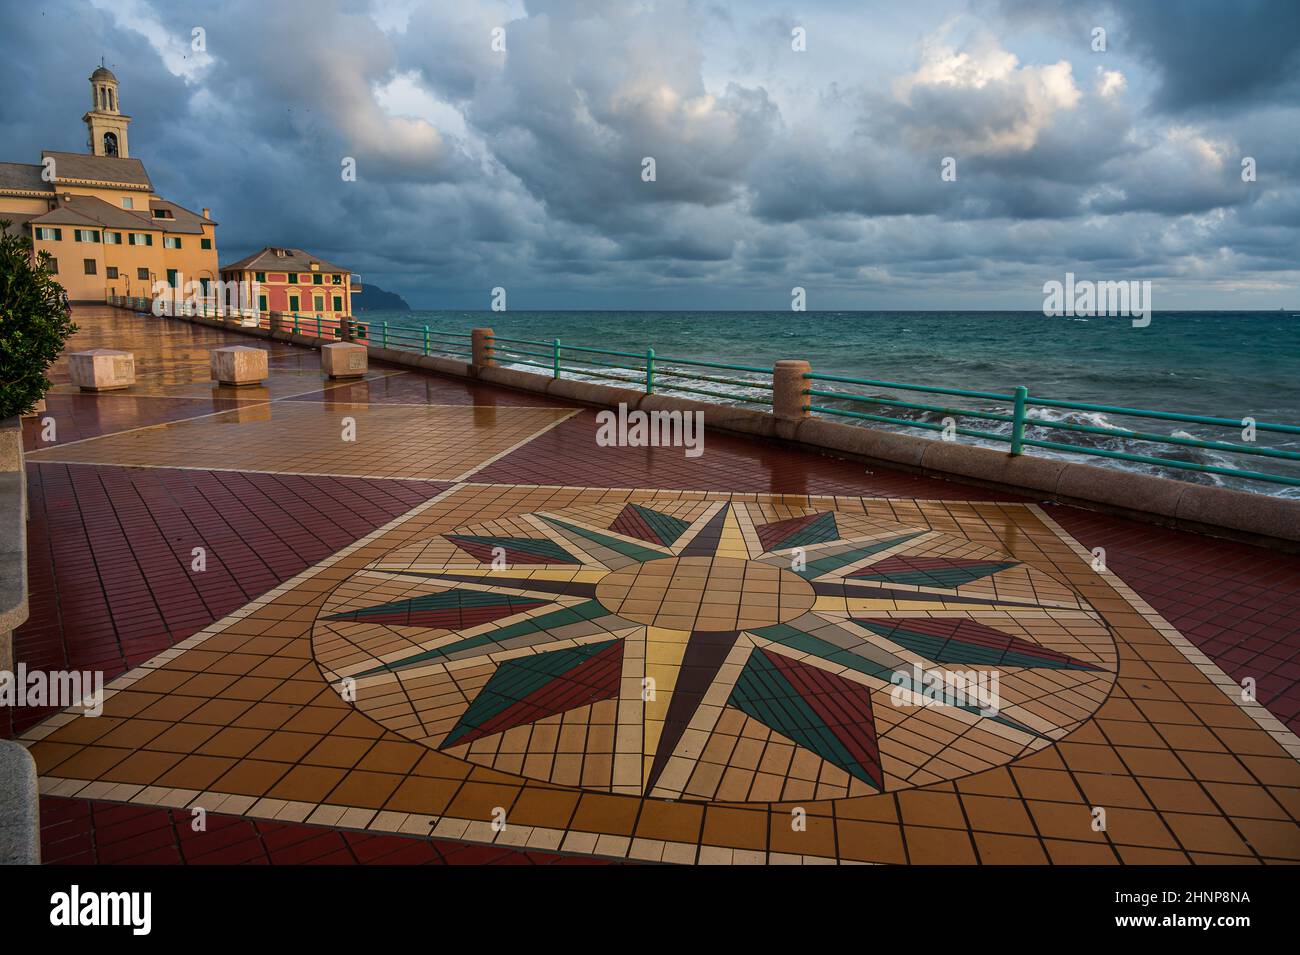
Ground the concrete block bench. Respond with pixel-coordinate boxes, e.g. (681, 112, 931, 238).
(68, 348, 135, 391)
(210, 345, 268, 386)
(321, 341, 368, 379)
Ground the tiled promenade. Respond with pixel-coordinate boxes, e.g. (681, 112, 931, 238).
(8, 306, 1299, 865)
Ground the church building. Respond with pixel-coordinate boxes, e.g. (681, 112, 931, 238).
(0, 66, 220, 303)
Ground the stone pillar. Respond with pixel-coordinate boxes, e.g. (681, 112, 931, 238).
(472, 327, 496, 368)
(210, 345, 269, 385)
(321, 341, 368, 379)
(772, 360, 811, 421)
(68, 349, 135, 391)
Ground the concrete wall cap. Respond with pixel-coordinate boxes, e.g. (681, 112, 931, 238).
(793, 417, 929, 468)
(546, 377, 646, 409)
(1175, 482, 1300, 540)
(477, 366, 556, 395)
(1056, 461, 1187, 516)
(920, 440, 1069, 497)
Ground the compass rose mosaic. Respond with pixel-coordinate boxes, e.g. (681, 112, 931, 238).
(313, 499, 1117, 803)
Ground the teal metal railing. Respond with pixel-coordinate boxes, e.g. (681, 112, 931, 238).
(803, 372, 1300, 487)
(486, 335, 774, 406)
(370, 321, 473, 359)
(107, 292, 1299, 489)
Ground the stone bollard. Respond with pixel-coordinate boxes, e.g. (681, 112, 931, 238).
(210, 345, 269, 386)
(321, 341, 367, 379)
(472, 327, 496, 369)
(772, 360, 812, 421)
(68, 349, 135, 392)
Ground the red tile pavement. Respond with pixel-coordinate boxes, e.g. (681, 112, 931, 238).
(6, 464, 448, 737)
(286, 370, 570, 407)
(12, 337, 1299, 864)
(1052, 506, 1300, 735)
(22, 393, 247, 451)
(474, 408, 1299, 734)
(474, 408, 1027, 499)
(39, 796, 623, 865)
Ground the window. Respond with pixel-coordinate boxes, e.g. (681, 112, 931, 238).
(75, 228, 101, 243)
(121, 197, 133, 209)
(288, 295, 300, 312)
(102, 131, 118, 157)
(35, 227, 62, 241)
(47, 257, 58, 274)
(287, 273, 298, 284)
(130, 233, 152, 246)
(332, 296, 342, 312)
(255, 271, 266, 283)
(258, 294, 268, 312)
(106, 266, 119, 280)
(201, 238, 212, 250)
(332, 274, 342, 284)
(151, 208, 174, 219)
(84, 259, 97, 275)
(313, 273, 323, 285)
(104, 231, 122, 244)
(164, 236, 182, 249)
(137, 268, 149, 280)
(314, 295, 324, 311)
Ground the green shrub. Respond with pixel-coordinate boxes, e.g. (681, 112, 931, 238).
(0, 220, 76, 419)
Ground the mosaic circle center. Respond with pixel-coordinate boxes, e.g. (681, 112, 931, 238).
(594, 555, 816, 631)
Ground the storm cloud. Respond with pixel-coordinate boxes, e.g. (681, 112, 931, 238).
(1, 0, 1296, 309)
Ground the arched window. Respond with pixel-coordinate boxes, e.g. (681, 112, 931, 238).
(107, 88, 114, 111)
(103, 132, 118, 157)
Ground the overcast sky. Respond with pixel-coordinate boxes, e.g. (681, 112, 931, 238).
(2, 0, 1298, 310)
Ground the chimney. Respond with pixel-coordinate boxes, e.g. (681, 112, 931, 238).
(202, 207, 210, 219)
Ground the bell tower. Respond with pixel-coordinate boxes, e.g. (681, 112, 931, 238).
(83, 64, 131, 158)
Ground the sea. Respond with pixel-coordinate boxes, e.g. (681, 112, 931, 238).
(359, 309, 1300, 496)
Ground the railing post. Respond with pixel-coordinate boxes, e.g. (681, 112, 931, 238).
(646, 347, 655, 394)
(553, 338, 561, 379)
(293, 313, 299, 335)
(422, 326, 430, 356)
(382, 321, 388, 349)
(772, 360, 812, 421)
(471, 328, 495, 369)
(1011, 385, 1029, 455)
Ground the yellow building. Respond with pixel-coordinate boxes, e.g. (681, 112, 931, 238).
(0, 66, 219, 302)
